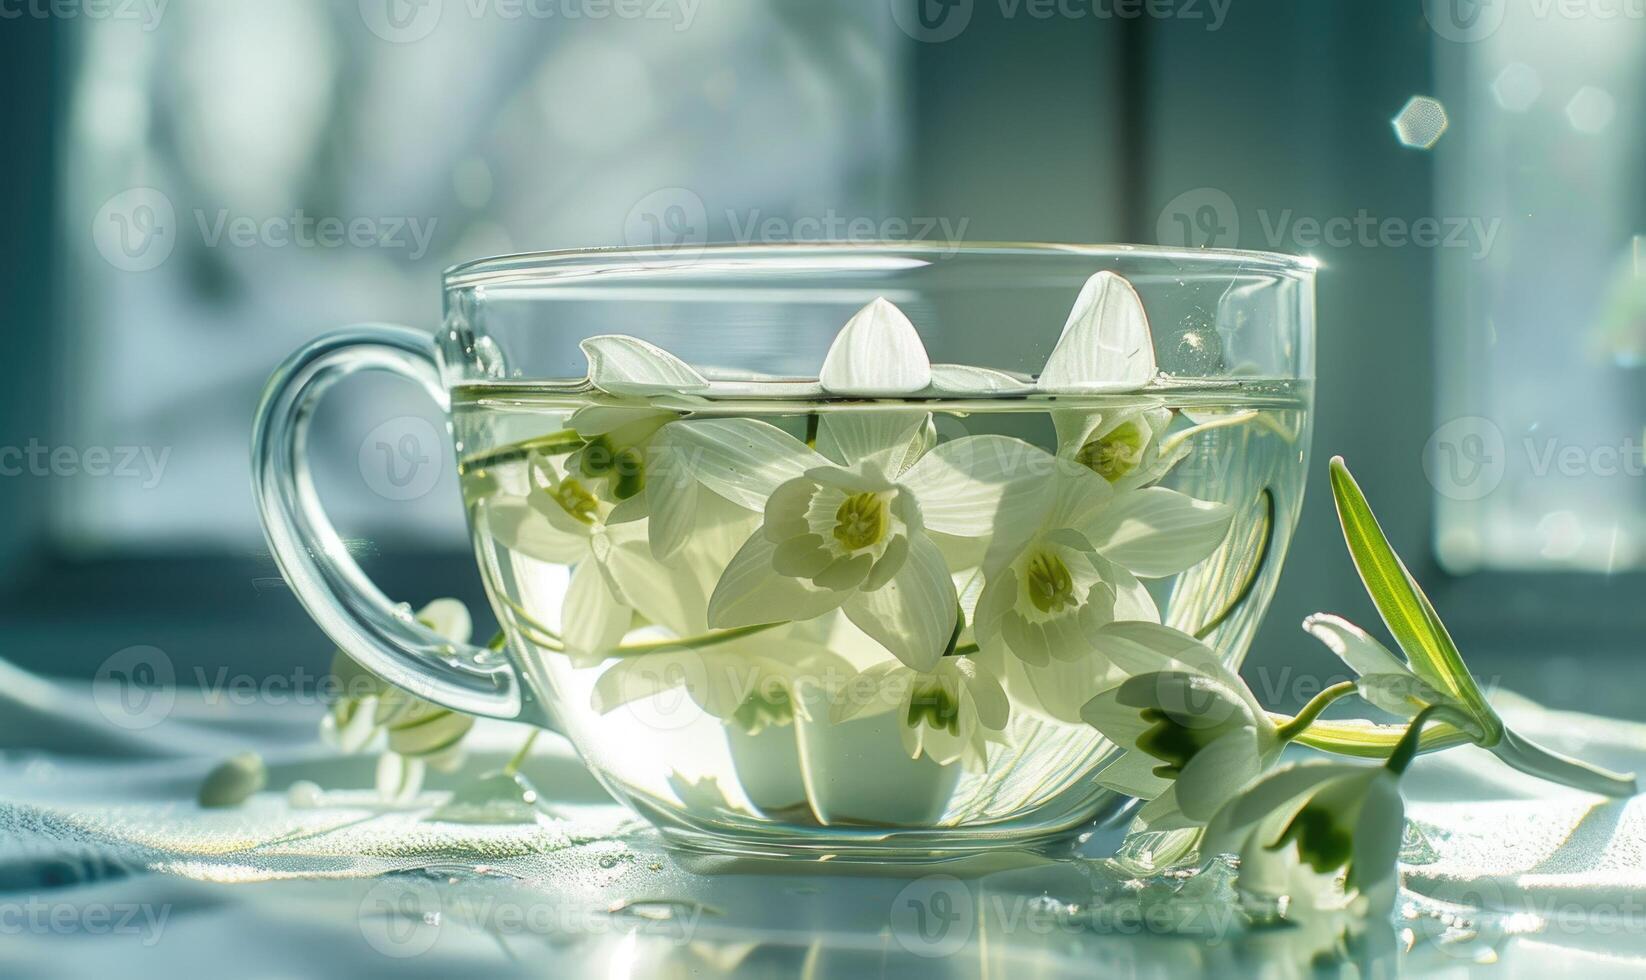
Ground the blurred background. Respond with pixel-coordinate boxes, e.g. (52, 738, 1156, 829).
(2, 0, 1644, 719)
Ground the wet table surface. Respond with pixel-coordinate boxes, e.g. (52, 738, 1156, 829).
(4, 680, 1646, 978)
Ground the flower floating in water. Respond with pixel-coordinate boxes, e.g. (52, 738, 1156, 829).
(832, 654, 1009, 770)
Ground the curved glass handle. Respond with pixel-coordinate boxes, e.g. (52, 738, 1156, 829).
(252, 326, 532, 723)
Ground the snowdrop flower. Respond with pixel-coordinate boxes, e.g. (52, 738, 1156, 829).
(1053, 406, 1186, 491)
(1079, 622, 1281, 830)
(1202, 761, 1405, 919)
(703, 299, 1047, 671)
(1304, 458, 1635, 796)
(832, 655, 1009, 770)
(321, 599, 477, 801)
(475, 451, 645, 661)
(974, 466, 1231, 669)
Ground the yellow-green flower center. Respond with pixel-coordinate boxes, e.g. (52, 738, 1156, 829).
(1076, 420, 1147, 482)
(1025, 550, 1077, 614)
(550, 478, 599, 524)
(833, 492, 888, 551)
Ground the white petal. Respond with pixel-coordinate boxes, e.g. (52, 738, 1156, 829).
(1094, 749, 1172, 799)
(952, 658, 1009, 730)
(1135, 787, 1198, 832)
(1078, 686, 1155, 749)
(376, 753, 425, 802)
(581, 335, 708, 395)
(1013, 654, 1116, 724)
(829, 662, 907, 723)
(590, 650, 752, 720)
(1301, 613, 1412, 678)
(562, 560, 632, 658)
(926, 363, 1034, 394)
(1354, 672, 1454, 719)
(414, 598, 472, 644)
(1086, 488, 1233, 577)
(816, 412, 930, 473)
(481, 497, 588, 564)
(1348, 774, 1404, 894)
(819, 298, 932, 396)
(842, 535, 957, 672)
(665, 419, 824, 510)
(902, 435, 1058, 537)
(707, 531, 851, 628)
(1093, 621, 1227, 678)
(1173, 730, 1263, 822)
(645, 477, 699, 561)
(1037, 271, 1157, 392)
(1202, 763, 1358, 856)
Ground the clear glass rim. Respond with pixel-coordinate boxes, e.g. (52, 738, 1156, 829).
(442, 241, 1319, 292)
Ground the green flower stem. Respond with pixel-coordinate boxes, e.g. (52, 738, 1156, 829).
(1287, 720, 1475, 758)
(487, 630, 506, 651)
(1274, 680, 1359, 742)
(503, 729, 540, 776)
(1386, 704, 1477, 775)
(460, 428, 586, 474)
(610, 621, 785, 657)
(1192, 488, 1274, 641)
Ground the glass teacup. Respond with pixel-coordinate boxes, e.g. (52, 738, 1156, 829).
(253, 243, 1315, 857)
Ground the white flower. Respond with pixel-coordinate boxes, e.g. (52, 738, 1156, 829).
(1079, 622, 1280, 830)
(321, 599, 477, 802)
(1053, 405, 1185, 491)
(975, 462, 1232, 669)
(1202, 761, 1405, 917)
(706, 428, 960, 672)
(831, 656, 1009, 770)
(474, 451, 643, 661)
(1037, 271, 1158, 392)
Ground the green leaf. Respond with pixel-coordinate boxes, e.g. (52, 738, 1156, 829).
(1328, 457, 1502, 743)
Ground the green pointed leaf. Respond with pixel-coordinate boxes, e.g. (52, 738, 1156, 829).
(1328, 457, 1501, 742)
